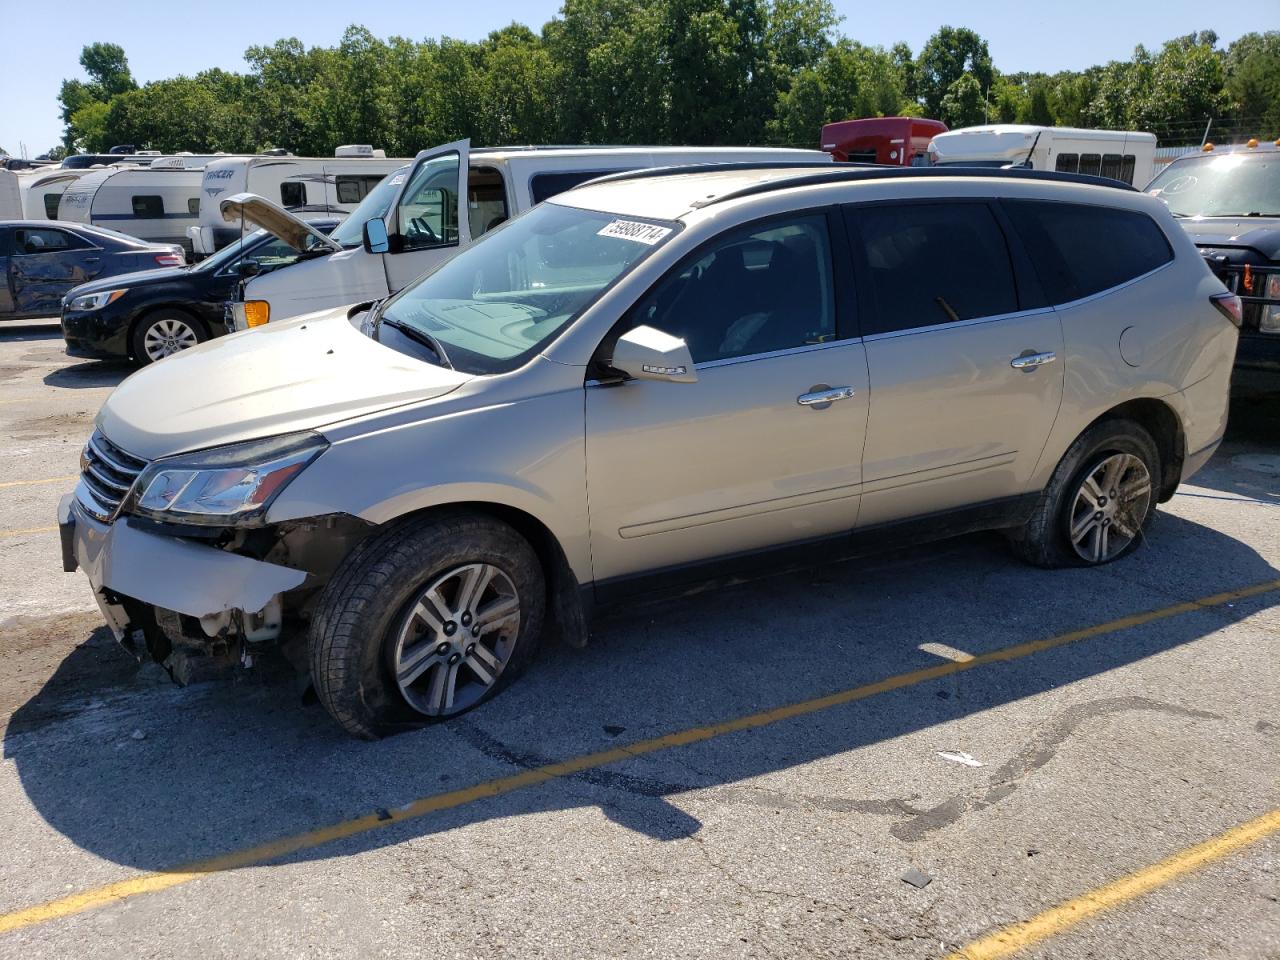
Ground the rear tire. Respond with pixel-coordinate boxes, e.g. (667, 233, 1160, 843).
(131, 309, 207, 365)
(1009, 419, 1160, 568)
(309, 511, 545, 739)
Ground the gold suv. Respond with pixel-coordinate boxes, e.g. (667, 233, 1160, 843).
(60, 164, 1240, 737)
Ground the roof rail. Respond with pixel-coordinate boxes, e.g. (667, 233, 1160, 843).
(580, 161, 1139, 208)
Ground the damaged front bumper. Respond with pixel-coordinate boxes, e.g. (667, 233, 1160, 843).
(58, 493, 307, 651)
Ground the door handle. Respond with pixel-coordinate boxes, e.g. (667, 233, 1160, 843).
(84, 257, 101, 263)
(1011, 351, 1057, 371)
(797, 385, 855, 407)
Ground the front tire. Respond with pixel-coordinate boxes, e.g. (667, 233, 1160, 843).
(309, 511, 545, 739)
(131, 309, 207, 365)
(1010, 419, 1159, 568)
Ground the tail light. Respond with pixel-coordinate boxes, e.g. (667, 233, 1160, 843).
(1210, 292, 1243, 328)
(153, 252, 184, 267)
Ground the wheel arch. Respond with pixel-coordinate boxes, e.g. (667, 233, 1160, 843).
(377, 500, 590, 649)
(1088, 397, 1185, 503)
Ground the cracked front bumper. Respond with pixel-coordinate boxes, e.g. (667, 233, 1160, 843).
(58, 494, 307, 641)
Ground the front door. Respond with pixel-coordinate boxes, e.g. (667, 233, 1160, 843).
(10, 227, 101, 317)
(585, 210, 870, 585)
(382, 139, 472, 295)
(843, 199, 1064, 528)
(0, 228, 14, 316)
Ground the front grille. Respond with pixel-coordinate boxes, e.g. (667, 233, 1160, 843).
(77, 430, 148, 522)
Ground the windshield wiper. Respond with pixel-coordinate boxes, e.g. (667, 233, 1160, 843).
(380, 317, 453, 369)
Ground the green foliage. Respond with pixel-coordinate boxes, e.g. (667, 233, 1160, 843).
(51, 15, 1280, 157)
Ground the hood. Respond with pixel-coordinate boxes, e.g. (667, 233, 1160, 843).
(219, 192, 343, 254)
(1179, 217, 1280, 261)
(69, 265, 189, 297)
(97, 306, 471, 460)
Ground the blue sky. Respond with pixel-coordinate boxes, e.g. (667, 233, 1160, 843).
(0, 0, 1254, 156)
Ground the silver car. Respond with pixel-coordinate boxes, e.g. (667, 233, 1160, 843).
(59, 165, 1240, 738)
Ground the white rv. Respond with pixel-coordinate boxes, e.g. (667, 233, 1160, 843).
(226, 141, 831, 328)
(190, 146, 401, 255)
(928, 125, 1158, 187)
(0, 169, 21, 218)
(20, 167, 93, 219)
(57, 157, 205, 253)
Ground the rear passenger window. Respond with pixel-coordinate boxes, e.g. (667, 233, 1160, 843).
(1100, 154, 1123, 181)
(280, 182, 306, 208)
(631, 214, 836, 364)
(851, 202, 1018, 334)
(1120, 155, 1136, 185)
(1079, 154, 1102, 177)
(132, 195, 164, 217)
(1055, 153, 1079, 174)
(1003, 200, 1173, 304)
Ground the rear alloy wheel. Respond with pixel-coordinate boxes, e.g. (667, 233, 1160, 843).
(1009, 418, 1161, 568)
(133, 311, 205, 364)
(1066, 452, 1153, 563)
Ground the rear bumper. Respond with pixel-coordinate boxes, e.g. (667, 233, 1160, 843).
(59, 493, 307, 642)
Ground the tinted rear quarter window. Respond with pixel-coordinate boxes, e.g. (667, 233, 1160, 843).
(1003, 200, 1173, 304)
(850, 202, 1019, 334)
(529, 170, 626, 204)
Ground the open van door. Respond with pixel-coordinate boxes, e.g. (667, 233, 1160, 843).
(218, 193, 343, 254)
(378, 139, 471, 294)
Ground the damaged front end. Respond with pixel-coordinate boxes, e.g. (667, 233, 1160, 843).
(60, 428, 373, 684)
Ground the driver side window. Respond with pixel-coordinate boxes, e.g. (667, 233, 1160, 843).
(396, 151, 460, 251)
(629, 214, 837, 365)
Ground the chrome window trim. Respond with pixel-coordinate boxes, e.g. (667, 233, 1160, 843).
(1047, 258, 1175, 311)
(695, 337, 857, 370)
(861, 306, 1056, 343)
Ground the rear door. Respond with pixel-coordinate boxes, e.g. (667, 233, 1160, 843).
(843, 199, 1064, 528)
(10, 227, 102, 317)
(381, 139, 471, 294)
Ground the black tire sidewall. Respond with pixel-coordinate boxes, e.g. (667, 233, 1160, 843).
(311, 513, 545, 738)
(131, 309, 207, 365)
(1050, 422, 1160, 566)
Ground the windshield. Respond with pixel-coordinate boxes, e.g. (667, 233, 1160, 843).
(1146, 152, 1280, 217)
(194, 229, 267, 272)
(378, 202, 679, 375)
(329, 165, 408, 247)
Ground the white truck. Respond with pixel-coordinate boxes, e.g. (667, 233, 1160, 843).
(928, 124, 1158, 187)
(189, 146, 404, 256)
(225, 141, 832, 328)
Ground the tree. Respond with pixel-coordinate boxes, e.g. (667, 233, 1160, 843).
(1225, 32, 1280, 132)
(768, 40, 904, 145)
(939, 72, 986, 128)
(916, 27, 993, 118)
(58, 43, 137, 150)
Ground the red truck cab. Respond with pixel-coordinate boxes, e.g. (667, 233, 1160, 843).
(820, 117, 948, 166)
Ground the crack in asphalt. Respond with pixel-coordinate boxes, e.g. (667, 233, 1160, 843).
(889, 696, 1222, 842)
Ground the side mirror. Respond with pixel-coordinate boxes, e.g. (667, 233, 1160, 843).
(237, 259, 260, 278)
(362, 218, 390, 254)
(611, 325, 697, 384)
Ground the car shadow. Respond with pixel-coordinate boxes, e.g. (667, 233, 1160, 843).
(1180, 394, 1280, 503)
(5, 513, 1277, 876)
(42, 360, 133, 389)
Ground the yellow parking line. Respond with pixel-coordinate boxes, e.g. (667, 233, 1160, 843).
(0, 475, 76, 490)
(946, 808, 1280, 959)
(0, 525, 58, 539)
(0, 576, 1276, 936)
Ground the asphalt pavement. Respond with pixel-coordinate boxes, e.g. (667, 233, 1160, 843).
(0, 319, 1276, 959)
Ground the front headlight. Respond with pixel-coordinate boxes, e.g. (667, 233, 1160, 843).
(128, 431, 328, 527)
(67, 289, 128, 312)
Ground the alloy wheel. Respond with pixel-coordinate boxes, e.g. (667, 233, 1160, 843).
(1068, 452, 1152, 563)
(391, 562, 521, 717)
(142, 317, 199, 361)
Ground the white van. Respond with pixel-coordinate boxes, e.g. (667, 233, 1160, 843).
(190, 146, 404, 256)
(57, 157, 206, 253)
(928, 125, 1158, 187)
(227, 141, 831, 327)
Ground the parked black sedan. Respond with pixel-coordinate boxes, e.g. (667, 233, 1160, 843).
(61, 219, 340, 364)
(2, 220, 184, 322)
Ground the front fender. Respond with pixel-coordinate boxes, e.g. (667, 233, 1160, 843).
(267, 387, 590, 583)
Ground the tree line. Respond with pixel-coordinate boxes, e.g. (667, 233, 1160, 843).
(51, 1, 1280, 159)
